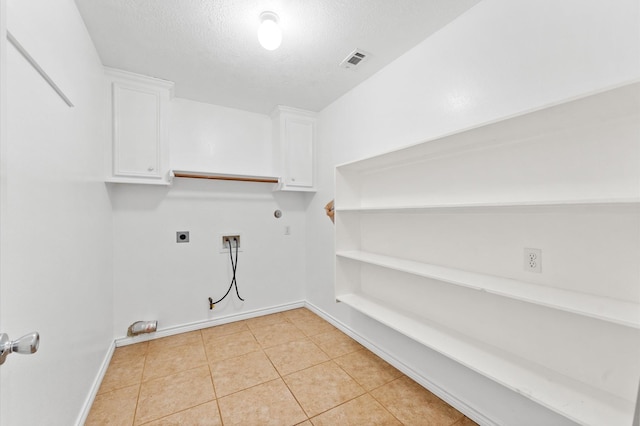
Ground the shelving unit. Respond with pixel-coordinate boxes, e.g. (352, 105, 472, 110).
(334, 82, 640, 426)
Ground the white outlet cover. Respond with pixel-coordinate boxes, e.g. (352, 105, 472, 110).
(524, 248, 542, 273)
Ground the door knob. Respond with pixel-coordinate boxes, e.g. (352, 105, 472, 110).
(0, 332, 39, 365)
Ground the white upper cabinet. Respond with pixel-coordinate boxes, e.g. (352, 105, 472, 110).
(105, 68, 174, 185)
(271, 106, 316, 191)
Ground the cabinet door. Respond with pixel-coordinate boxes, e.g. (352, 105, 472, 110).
(284, 117, 313, 187)
(113, 83, 161, 178)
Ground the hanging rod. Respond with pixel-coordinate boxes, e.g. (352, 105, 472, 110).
(171, 170, 279, 183)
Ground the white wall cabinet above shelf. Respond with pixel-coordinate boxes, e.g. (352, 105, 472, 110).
(272, 106, 317, 192)
(335, 81, 640, 426)
(105, 68, 174, 185)
(337, 250, 640, 329)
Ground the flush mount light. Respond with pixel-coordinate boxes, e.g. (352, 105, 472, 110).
(258, 11, 282, 51)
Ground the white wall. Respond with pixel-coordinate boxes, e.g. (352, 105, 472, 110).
(0, 1, 113, 425)
(309, 0, 640, 425)
(170, 98, 273, 175)
(112, 99, 308, 338)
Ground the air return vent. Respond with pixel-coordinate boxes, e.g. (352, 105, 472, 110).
(340, 49, 370, 69)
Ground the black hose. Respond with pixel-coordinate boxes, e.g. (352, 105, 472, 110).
(209, 238, 244, 308)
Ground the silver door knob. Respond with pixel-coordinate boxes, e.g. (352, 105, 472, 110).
(0, 332, 39, 365)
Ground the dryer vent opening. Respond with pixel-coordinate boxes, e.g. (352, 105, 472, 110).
(127, 320, 157, 336)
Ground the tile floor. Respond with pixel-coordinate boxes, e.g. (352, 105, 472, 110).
(87, 308, 478, 425)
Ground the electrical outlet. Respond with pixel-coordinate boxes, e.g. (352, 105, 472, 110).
(222, 235, 240, 249)
(524, 248, 542, 273)
(176, 231, 189, 243)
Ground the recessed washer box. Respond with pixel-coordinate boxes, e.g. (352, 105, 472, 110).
(219, 233, 242, 253)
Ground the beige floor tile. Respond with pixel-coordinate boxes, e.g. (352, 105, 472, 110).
(98, 354, 145, 394)
(135, 366, 215, 425)
(204, 330, 261, 362)
(201, 321, 250, 341)
(310, 329, 362, 358)
(111, 342, 149, 362)
(371, 376, 465, 426)
(218, 379, 307, 426)
(291, 315, 336, 337)
(283, 361, 365, 417)
(148, 330, 202, 352)
(141, 401, 222, 426)
(143, 342, 208, 381)
(91, 313, 470, 426)
(265, 338, 329, 376)
(86, 384, 139, 426)
(251, 321, 306, 348)
(334, 349, 402, 391)
(245, 312, 290, 331)
(282, 308, 317, 321)
(310, 394, 402, 426)
(454, 416, 479, 426)
(211, 350, 279, 397)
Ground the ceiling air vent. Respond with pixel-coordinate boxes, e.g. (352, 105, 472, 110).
(340, 49, 370, 69)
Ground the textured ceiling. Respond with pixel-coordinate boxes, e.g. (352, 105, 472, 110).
(74, 0, 480, 114)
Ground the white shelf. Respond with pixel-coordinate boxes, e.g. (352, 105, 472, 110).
(335, 82, 640, 174)
(336, 292, 634, 426)
(337, 197, 640, 213)
(336, 250, 640, 329)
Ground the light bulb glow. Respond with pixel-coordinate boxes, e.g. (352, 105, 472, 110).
(258, 12, 282, 50)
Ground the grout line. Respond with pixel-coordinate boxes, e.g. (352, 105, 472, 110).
(131, 343, 151, 426)
(199, 329, 223, 424)
(199, 327, 226, 426)
(262, 345, 311, 422)
(366, 377, 406, 425)
(288, 310, 402, 422)
(136, 400, 219, 426)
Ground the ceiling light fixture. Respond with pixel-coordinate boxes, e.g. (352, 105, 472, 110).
(258, 11, 282, 51)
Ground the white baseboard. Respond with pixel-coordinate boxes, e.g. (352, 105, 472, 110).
(304, 301, 495, 426)
(114, 300, 305, 347)
(75, 339, 116, 426)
